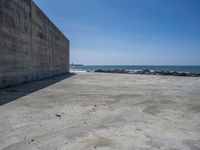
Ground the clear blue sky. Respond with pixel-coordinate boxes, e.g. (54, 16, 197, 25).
(34, 0, 200, 65)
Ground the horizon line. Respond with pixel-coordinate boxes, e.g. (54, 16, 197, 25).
(70, 64, 200, 67)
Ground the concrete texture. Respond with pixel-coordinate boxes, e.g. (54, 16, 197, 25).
(0, 73, 200, 150)
(0, 0, 69, 89)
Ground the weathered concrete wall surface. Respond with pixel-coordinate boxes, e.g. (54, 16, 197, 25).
(0, 0, 69, 89)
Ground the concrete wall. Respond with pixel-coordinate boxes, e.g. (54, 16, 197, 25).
(0, 0, 69, 89)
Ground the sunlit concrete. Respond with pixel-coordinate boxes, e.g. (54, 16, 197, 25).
(0, 73, 200, 150)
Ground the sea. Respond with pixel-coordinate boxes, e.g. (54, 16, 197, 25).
(70, 65, 200, 73)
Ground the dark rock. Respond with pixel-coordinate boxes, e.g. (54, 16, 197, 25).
(188, 73, 197, 77)
(55, 113, 61, 119)
(172, 71, 178, 76)
(137, 69, 150, 74)
(165, 71, 172, 75)
(113, 69, 128, 73)
(179, 72, 187, 76)
(95, 69, 129, 74)
(94, 69, 104, 73)
(160, 71, 167, 75)
(94, 69, 200, 77)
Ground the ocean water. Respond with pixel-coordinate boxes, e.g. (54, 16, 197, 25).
(70, 65, 200, 73)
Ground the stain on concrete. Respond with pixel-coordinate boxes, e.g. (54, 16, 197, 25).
(183, 139, 200, 150)
(106, 99, 121, 105)
(160, 100, 176, 104)
(143, 105, 160, 116)
(110, 94, 142, 100)
(89, 137, 113, 149)
(136, 100, 157, 106)
(191, 105, 200, 113)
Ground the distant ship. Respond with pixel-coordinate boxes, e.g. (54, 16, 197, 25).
(70, 63, 84, 67)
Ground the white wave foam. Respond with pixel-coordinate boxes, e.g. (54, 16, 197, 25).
(70, 70, 88, 73)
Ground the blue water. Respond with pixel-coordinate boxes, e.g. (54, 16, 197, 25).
(70, 65, 200, 73)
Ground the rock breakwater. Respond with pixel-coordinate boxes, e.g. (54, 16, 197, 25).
(94, 69, 200, 77)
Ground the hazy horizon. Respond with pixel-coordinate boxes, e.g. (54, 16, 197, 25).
(34, 0, 200, 66)
(69, 63, 200, 66)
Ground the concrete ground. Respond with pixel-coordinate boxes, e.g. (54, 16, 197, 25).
(0, 73, 200, 150)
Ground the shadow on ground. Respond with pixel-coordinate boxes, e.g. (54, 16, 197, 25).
(0, 73, 75, 106)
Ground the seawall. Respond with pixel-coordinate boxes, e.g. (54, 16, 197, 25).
(0, 0, 69, 89)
